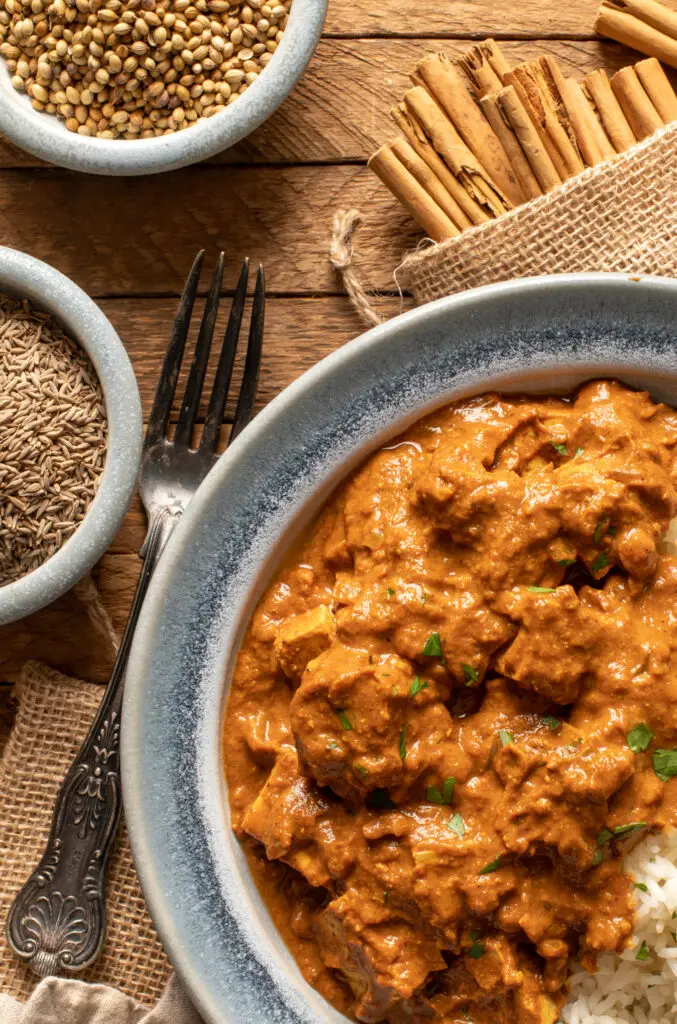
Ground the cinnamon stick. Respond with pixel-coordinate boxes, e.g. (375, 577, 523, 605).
(596, 0, 677, 71)
(479, 93, 543, 200)
(414, 53, 525, 205)
(478, 38, 513, 82)
(582, 68, 637, 151)
(390, 137, 465, 233)
(458, 46, 505, 97)
(496, 85, 562, 193)
(610, 65, 665, 137)
(505, 59, 584, 179)
(560, 77, 617, 164)
(368, 143, 459, 242)
(392, 102, 486, 227)
(403, 85, 512, 219)
(635, 56, 677, 121)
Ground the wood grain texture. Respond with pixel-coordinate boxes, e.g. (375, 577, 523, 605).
(323, 0, 677, 37)
(0, 555, 138, 684)
(0, 165, 421, 294)
(99, 294, 406, 419)
(0, 40, 640, 167)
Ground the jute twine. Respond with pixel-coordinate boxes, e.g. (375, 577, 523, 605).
(331, 122, 677, 319)
(329, 209, 384, 329)
(0, 578, 172, 1007)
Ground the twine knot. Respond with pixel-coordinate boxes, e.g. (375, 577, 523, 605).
(329, 209, 383, 329)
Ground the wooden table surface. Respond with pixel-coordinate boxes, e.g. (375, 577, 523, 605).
(0, 0, 667, 687)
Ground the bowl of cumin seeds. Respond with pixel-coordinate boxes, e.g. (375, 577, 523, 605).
(0, 247, 142, 625)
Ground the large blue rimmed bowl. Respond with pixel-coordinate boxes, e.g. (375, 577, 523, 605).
(122, 273, 677, 1024)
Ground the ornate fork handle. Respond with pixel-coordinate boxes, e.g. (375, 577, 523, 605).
(6, 508, 180, 977)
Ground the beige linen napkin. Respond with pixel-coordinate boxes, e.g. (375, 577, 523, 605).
(0, 975, 202, 1024)
(0, 663, 202, 1022)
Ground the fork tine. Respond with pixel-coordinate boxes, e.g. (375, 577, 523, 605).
(200, 258, 249, 454)
(229, 264, 265, 445)
(145, 250, 204, 450)
(173, 252, 225, 450)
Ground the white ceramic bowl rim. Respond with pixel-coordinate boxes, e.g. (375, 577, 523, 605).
(0, 0, 327, 175)
(0, 246, 142, 624)
(122, 272, 677, 1024)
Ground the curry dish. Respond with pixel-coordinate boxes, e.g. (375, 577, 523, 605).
(224, 380, 677, 1024)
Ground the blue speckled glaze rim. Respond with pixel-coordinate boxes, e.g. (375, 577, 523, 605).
(0, 246, 142, 625)
(0, 0, 327, 176)
(122, 273, 677, 1024)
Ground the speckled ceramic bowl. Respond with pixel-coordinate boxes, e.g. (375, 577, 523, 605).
(0, 0, 327, 176)
(0, 247, 142, 625)
(122, 273, 677, 1024)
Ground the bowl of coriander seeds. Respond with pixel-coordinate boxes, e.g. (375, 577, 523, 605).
(0, 0, 326, 175)
(0, 246, 142, 625)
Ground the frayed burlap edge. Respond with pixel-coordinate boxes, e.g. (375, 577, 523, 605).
(398, 121, 677, 305)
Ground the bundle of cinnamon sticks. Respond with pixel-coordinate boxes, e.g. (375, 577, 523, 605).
(369, 38, 677, 242)
(597, 0, 677, 70)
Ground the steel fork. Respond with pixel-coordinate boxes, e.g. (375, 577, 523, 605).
(6, 251, 265, 977)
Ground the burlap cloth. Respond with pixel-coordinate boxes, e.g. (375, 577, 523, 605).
(0, 662, 175, 1009)
(380, 121, 677, 306)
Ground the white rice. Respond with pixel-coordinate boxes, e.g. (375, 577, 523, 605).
(562, 830, 677, 1024)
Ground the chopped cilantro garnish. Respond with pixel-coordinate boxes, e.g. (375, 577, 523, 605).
(462, 663, 479, 685)
(337, 709, 352, 731)
(354, 764, 369, 779)
(598, 823, 646, 845)
(386, 587, 395, 597)
(469, 941, 485, 959)
(498, 730, 514, 747)
(557, 558, 577, 567)
(653, 748, 677, 782)
(479, 855, 503, 875)
(593, 514, 608, 545)
(551, 442, 568, 457)
(447, 812, 465, 836)
(399, 725, 407, 761)
(409, 676, 429, 698)
(527, 586, 556, 593)
(442, 777, 456, 803)
(636, 940, 649, 961)
(421, 632, 444, 658)
(613, 822, 647, 838)
(591, 551, 610, 573)
(628, 723, 654, 754)
(635, 882, 649, 893)
(427, 777, 455, 805)
(591, 849, 604, 866)
(542, 716, 561, 731)
(327, 740, 339, 750)
(574, 446, 584, 458)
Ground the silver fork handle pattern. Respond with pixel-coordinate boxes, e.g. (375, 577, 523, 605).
(6, 507, 180, 978)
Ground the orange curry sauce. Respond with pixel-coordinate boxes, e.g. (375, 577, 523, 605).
(224, 381, 677, 1024)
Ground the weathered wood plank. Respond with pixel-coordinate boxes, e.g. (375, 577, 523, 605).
(0, 164, 419, 293)
(99, 294, 406, 419)
(0, 555, 139, 684)
(0, 40, 641, 167)
(324, 0, 677, 38)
